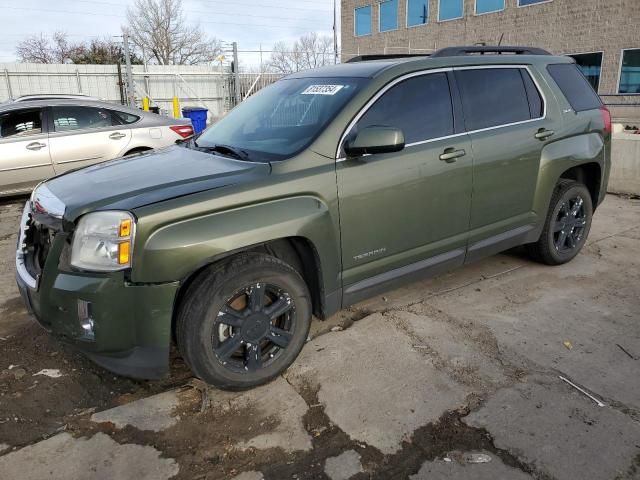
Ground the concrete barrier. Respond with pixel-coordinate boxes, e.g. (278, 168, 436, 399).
(609, 133, 640, 195)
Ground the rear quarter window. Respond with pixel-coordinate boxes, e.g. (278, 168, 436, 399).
(112, 111, 140, 124)
(547, 63, 602, 112)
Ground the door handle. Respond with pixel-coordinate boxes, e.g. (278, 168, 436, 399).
(26, 142, 46, 151)
(439, 148, 466, 163)
(109, 132, 126, 140)
(534, 129, 555, 140)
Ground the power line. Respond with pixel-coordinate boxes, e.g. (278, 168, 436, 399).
(2, 6, 332, 30)
(27, 0, 333, 13)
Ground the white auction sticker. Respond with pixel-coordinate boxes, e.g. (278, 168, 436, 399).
(301, 84, 345, 95)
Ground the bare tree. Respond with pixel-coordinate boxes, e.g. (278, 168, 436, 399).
(125, 0, 222, 65)
(268, 32, 334, 74)
(16, 32, 82, 64)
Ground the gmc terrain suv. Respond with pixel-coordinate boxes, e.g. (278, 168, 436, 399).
(16, 46, 611, 389)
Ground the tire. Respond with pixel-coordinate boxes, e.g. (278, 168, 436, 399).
(176, 253, 311, 390)
(527, 179, 593, 265)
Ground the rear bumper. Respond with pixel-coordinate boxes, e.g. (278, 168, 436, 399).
(16, 232, 179, 379)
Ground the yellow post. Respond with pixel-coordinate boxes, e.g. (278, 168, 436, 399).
(172, 96, 181, 118)
(142, 96, 150, 111)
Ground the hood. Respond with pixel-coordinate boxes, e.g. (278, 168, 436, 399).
(44, 145, 271, 221)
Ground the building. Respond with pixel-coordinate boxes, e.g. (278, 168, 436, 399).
(341, 0, 640, 121)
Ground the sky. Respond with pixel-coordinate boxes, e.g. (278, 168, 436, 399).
(0, 0, 340, 66)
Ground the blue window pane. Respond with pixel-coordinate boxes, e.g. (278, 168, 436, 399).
(439, 0, 463, 21)
(569, 52, 603, 92)
(619, 49, 640, 94)
(379, 0, 398, 32)
(519, 0, 549, 6)
(355, 5, 372, 36)
(407, 0, 428, 26)
(476, 0, 504, 14)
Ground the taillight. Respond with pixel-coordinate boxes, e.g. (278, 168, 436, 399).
(170, 125, 194, 138)
(599, 106, 612, 135)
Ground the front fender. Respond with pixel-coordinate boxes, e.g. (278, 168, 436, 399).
(132, 195, 340, 292)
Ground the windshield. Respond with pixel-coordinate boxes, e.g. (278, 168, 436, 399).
(196, 76, 368, 161)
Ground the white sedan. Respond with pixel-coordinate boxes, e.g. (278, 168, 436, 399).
(0, 98, 194, 196)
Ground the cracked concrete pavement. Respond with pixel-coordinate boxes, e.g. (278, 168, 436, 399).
(1, 194, 639, 479)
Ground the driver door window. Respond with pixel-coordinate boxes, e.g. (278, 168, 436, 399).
(350, 72, 454, 146)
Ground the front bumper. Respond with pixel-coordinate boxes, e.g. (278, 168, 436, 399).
(15, 203, 179, 379)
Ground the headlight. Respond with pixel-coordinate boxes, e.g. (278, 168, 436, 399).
(71, 211, 135, 271)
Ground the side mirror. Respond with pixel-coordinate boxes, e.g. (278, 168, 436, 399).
(344, 126, 405, 157)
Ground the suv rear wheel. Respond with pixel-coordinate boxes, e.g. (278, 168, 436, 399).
(527, 180, 593, 265)
(176, 253, 311, 390)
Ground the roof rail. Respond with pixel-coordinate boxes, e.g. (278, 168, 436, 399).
(346, 53, 430, 63)
(431, 46, 551, 58)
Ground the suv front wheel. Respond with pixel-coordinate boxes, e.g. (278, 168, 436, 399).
(176, 253, 312, 390)
(527, 179, 593, 265)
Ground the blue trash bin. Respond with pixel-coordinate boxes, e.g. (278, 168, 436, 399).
(182, 107, 208, 134)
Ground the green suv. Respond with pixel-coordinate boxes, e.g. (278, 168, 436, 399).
(16, 46, 611, 389)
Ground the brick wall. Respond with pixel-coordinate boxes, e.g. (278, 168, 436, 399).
(341, 0, 640, 106)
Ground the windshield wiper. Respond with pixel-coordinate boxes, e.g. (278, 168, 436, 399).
(196, 143, 251, 161)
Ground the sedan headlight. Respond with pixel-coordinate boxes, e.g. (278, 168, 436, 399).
(71, 211, 135, 271)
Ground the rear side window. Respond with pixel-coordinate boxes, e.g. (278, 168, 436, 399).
(455, 68, 533, 131)
(112, 110, 140, 124)
(0, 109, 42, 138)
(547, 63, 602, 112)
(52, 106, 115, 132)
(355, 72, 454, 144)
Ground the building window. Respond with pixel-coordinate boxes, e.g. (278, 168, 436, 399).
(567, 52, 603, 92)
(475, 0, 504, 15)
(439, 0, 464, 21)
(379, 0, 399, 32)
(407, 0, 428, 27)
(354, 5, 372, 36)
(619, 49, 640, 94)
(518, 0, 551, 6)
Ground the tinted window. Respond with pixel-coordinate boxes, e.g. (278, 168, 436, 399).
(521, 70, 544, 118)
(407, 0, 428, 26)
(456, 68, 532, 131)
(476, 0, 504, 14)
(379, 0, 398, 32)
(354, 73, 453, 144)
(568, 52, 603, 92)
(53, 106, 115, 132)
(439, 0, 463, 20)
(354, 5, 372, 36)
(112, 110, 140, 124)
(0, 109, 42, 138)
(547, 64, 602, 112)
(619, 49, 640, 94)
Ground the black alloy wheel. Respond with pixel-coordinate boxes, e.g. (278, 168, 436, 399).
(176, 253, 311, 390)
(213, 283, 295, 373)
(552, 196, 588, 254)
(527, 179, 593, 265)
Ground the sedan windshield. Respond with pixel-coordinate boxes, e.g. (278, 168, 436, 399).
(196, 77, 368, 161)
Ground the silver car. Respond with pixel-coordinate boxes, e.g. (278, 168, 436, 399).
(0, 99, 194, 196)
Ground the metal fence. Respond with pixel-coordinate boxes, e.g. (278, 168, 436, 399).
(0, 63, 282, 120)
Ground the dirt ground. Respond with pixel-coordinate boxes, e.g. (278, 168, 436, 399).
(1, 194, 639, 480)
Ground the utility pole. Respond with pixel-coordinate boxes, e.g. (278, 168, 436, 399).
(333, 0, 338, 64)
(232, 42, 241, 106)
(123, 32, 136, 107)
